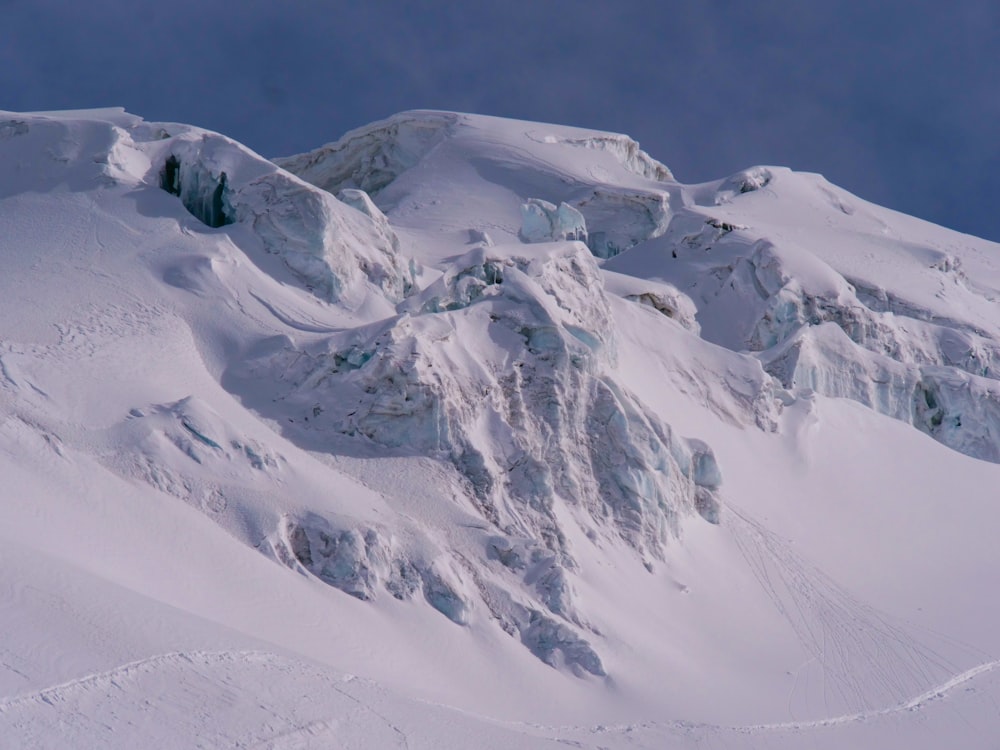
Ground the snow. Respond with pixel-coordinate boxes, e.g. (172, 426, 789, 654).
(2, 106, 1000, 748)
(519, 198, 588, 244)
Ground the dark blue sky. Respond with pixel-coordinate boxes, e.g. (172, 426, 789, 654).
(3, 1, 999, 240)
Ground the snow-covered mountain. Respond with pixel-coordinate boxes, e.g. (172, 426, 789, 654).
(2, 106, 1000, 749)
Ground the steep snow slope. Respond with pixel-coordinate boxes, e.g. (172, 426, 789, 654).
(2, 107, 1000, 749)
(607, 166, 1000, 462)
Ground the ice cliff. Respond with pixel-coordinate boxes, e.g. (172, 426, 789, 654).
(230, 237, 721, 674)
(0, 109, 415, 308)
(154, 129, 415, 306)
(608, 164, 1000, 464)
(238, 240, 721, 552)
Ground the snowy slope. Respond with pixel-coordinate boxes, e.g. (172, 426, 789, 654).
(1, 107, 1000, 749)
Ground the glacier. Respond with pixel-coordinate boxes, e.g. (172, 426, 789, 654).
(608, 163, 1000, 465)
(2, 106, 1000, 749)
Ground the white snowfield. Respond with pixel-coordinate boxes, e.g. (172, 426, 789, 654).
(1, 107, 1000, 748)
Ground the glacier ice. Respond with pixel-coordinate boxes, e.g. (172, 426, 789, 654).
(275, 111, 458, 195)
(13, 106, 1000, 747)
(228, 239, 723, 670)
(274, 515, 471, 623)
(603, 271, 700, 333)
(519, 199, 588, 244)
(615, 181, 1000, 464)
(154, 131, 415, 306)
(519, 192, 672, 260)
(0, 108, 406, 307)
(576, 186, 671, 259)
(719, 245, 1000, 462)
(237, 240, 722, 559)
(761, 323, 1000, 462)
(520, 609, 605, 677)
(532, 129, 674, 182)
(277, 111, 677, 266)
(159, 154, 233, 228)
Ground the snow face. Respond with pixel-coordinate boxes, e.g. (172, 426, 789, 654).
(576, 186, 672, 258)
(519, 198, 588, 244)
(229, 238, 722, 670)
(280, 111, 679, 263)
(237, 240, 721, 553)
(608, 165, 1000, 464)
(5, 106, 1000, 749)
(155, 130, 415, 305)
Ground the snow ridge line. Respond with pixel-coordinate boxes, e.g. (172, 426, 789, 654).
(737, 658, 1000, 732)
(0, 649, 275, 712)
(504, 658, 1000, 741)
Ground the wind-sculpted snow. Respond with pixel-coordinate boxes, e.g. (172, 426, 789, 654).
(231, 240, 721, 670)
(278, 110, 676, 261)
(110, 396, 284, 480)
(275, 111, 459, 195)
(0, 109, 148, 197)
(241, 241, 721, 554)
(609, 166, 1000, 464)
(714, 167, 774, 204)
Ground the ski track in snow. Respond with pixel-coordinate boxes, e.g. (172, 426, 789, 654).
(0, 649, 270, 713)
(1, 646, 999, 746)
(736, 657, 1000, 732)
(725, 502, 968, 718)
(528, 660, 1000, 742)
(246, 719, 341, 750)
(247, 289, 340, 334)
(463, 655, 1000, 748)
